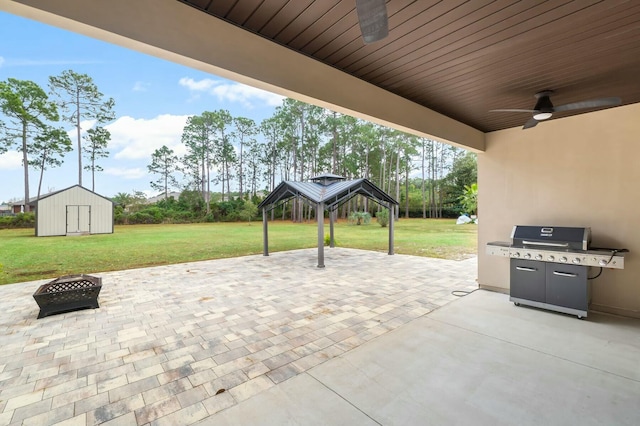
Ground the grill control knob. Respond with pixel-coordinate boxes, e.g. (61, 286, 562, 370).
(512, 252, 521, 258)
(535, 254, 543, 261)
(548, 255, 555, 262)
(560, 256, 568, 263)
(524, 253, 531, 259)
(573, 258, 581, 264)
(599, 259, 608, 266)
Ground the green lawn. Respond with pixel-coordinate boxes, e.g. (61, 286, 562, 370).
(0, 219, 477, 285)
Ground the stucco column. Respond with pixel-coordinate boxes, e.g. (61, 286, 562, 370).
(317, 202, 325, 268)
(262, 207, 269, 256)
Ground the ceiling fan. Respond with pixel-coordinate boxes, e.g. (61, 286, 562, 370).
(490, 90, 622, 129)
(356, 0, 388, 44)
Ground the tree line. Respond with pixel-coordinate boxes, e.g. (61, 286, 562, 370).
(0, 71, 476, 222)
(147, 98, 477, 222)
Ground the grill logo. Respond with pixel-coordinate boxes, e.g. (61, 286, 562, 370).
(540, 227, 553, 237)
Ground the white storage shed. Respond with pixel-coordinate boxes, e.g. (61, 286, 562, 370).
(35, 185, 114, 237)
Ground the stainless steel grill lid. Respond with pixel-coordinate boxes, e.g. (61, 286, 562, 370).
(510, 226, 591, 251)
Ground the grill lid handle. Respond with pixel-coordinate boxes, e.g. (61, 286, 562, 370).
(522, 240, 569, 247)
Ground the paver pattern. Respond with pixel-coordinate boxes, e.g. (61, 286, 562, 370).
(0, 248, 477, 425)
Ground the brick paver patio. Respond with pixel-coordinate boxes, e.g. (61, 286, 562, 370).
(0, 248, 477, 425)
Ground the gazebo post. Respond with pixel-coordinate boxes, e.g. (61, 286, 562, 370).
(329, 208, 335, 248)
(317, 202, 325, 268)
(262, 207, 269, 256)
(388, 204, 395, 255)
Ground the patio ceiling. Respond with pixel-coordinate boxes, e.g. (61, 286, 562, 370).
(179, 0, 640, 132)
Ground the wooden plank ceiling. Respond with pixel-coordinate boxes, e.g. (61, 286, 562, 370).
(178, 0, 640, 132)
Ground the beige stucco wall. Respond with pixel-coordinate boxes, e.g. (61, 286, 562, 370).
(478, 103, 640, 318)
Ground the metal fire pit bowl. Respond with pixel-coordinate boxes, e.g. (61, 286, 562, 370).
(33, 274, 102, 319)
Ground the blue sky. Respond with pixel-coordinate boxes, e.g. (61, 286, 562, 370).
(0, 11, 284, 203)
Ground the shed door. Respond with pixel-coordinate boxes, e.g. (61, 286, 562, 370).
(66, 205, 91, 233)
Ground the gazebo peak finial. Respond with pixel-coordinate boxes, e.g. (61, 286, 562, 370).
(310, 173, 346, 186)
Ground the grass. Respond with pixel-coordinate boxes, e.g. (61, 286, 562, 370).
(0, 218, 477, 285)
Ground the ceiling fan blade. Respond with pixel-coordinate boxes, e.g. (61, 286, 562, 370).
(523, 118, 539, 129)
(356, 0, 388, 44)
(553, 97, 621, 112)
(490, 109, 537, 113)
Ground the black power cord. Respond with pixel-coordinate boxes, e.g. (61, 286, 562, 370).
(588, 267, 603, 280)
(451, 289, 478, 297)
(586, 248, 628, 280)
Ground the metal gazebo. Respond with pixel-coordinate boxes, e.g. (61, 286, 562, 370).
(258, 174, 399, 268)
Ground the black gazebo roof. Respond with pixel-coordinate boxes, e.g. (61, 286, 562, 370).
(258, 175, 398, 211)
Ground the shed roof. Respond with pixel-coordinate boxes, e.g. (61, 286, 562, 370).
(36, 185, 114, 204)
(258, 178, 398, 211)
(10, 196, 38, 207)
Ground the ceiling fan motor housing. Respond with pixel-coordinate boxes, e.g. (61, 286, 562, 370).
(356, 0, 389, 44)
(534, 90, 554, 113)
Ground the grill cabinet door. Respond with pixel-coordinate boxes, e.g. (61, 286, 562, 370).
(510, 259, 545, 303)
(545, 264, 588, 310)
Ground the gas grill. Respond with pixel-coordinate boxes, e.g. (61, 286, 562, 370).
(487, 226, 627, 318)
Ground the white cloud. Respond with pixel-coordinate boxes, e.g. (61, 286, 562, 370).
(211, 83, 284, 107)
(103, 167, 148, 179)
(81, 119, 98, 131)
(0, 56, 4, 68)
(105, 114, 190, 160)
(179, 77, 216, 91)
(132, 81, 149, 92)
(179, 77, 284, 108)
(0, 151, 22, 170)
(66, 119, 98, 140)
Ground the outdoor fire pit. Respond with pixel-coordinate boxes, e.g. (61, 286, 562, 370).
(33, 274, 102, 319)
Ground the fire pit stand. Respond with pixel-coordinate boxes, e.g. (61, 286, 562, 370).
(33, 274, 102, 319)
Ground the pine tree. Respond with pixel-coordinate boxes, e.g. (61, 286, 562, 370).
(49, 70, 115, 187)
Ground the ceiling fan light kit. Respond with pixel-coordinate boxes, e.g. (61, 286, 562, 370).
(490, 90, 622, 130)
(533, 112, 552, 121)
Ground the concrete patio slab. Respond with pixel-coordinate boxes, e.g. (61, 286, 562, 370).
(429, 288, 640, 382)
(208, 290, 640, 425)
(0, 248, 477, 425)
(198, 373, 378, 426)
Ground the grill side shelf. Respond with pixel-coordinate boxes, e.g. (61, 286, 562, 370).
(486, 243, 625, 269)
